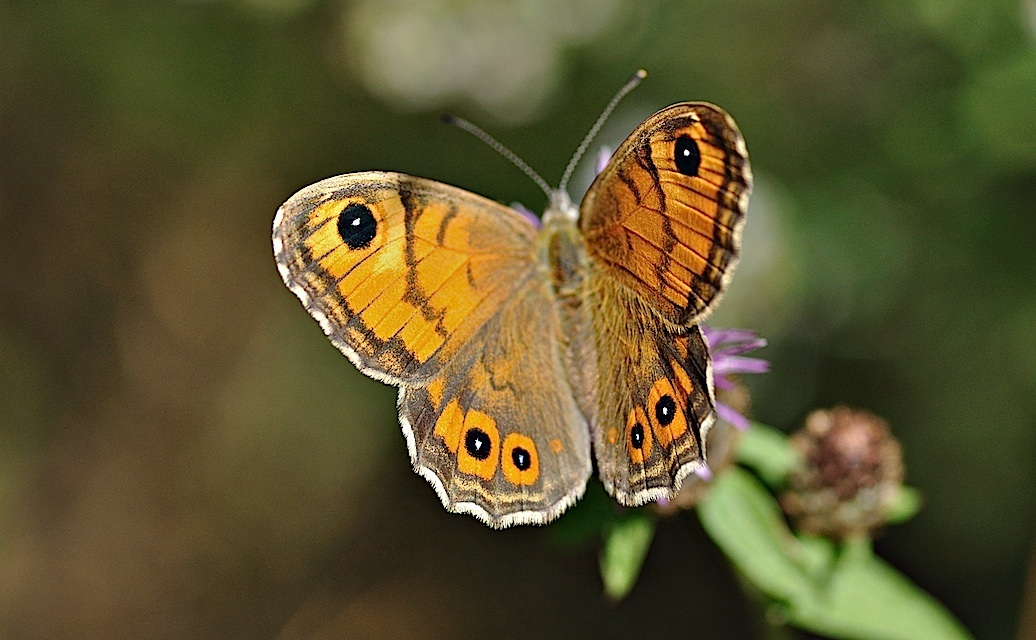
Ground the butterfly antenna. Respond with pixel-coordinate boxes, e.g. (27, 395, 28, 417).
(441, 113, 554, 199)
(557, 69, 647, 193)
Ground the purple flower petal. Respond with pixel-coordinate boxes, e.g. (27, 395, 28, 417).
(716, 401, 751, 431)
(702, 325, 769, 430)
(510, 202, 541, 229)
(595, 146, 613, 175)
(703, 326, 759, 346)
(694, 464, 714, 481)
(715, 339, 769, 357)
(714, 355, 771, 377)
(713, 375, 737, 391)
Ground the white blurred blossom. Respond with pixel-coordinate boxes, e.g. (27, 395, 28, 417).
(342, 0, 628, 122)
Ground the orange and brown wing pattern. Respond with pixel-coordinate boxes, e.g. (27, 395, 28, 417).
(587, 273, 716, 504)
(398, 275, 592, 528)
(580, 103, 751, 326)
(273, 172, 538, 385)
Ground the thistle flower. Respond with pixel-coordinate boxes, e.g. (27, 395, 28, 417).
(781, 406, 906, 539)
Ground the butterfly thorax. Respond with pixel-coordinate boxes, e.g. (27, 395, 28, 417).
(538, 190, 588, 304)
(536, 206, 599, 423)
(537, 199, 586, 298)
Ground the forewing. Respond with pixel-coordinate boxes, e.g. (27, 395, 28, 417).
(580, 103, 751, 326)
(273, 171, 538, 384)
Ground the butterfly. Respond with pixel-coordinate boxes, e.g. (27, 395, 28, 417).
(273, 79, 751, 528)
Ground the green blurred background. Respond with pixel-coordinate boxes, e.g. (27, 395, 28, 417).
(2, 0, 1035, 637)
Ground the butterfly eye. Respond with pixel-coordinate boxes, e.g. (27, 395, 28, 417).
(337, 203, 378, 250)
(673, 134, 701, 177)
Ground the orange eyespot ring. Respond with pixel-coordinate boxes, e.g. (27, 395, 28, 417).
(502, 433, 540, 486)
(457, 410, 499, 480)
(626, 405, 652, 464)
(647, 377, 687, 447)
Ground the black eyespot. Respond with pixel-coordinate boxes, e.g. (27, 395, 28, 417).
(464, 428, 492, 460)
(630, 423, 645, 449)
(655, 395, 677, 426)
(511, 446, 531, 471)
(337, 203, 377, 250)
(674, 135, 701, 177)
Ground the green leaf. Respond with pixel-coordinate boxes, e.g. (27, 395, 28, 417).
(785, 538, 973, 640)
(698, 467, 821, 601)
(794, 533, 838, 583)
(735, 422, 798, 488)
(885, 485, 923, 525)
(599, 513, 656, 601)
(699, 468, 973, 639)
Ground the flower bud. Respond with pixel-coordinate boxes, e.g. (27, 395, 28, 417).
(781, 406, 905, 538)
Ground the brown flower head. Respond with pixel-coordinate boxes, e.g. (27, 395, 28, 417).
(781, 406, 905, 539)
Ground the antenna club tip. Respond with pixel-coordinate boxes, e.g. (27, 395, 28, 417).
(635, 69, 648, 79)
(440, 113, 459, 124)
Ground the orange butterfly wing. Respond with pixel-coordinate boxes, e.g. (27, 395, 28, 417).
(580, 103, 751, 326)
(274, 172, 538, 383)
(274, 172, 592, 527)
(583, 273, 717, 505)
(578, 103, 751, 503)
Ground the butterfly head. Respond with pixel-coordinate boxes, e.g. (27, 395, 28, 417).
(542, 188, 578, 225)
